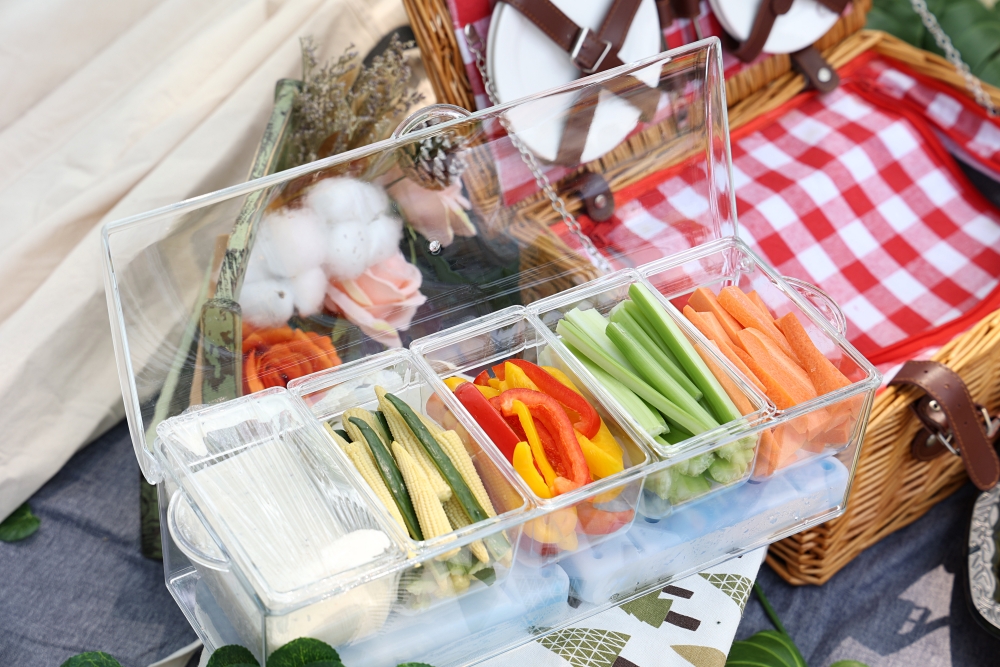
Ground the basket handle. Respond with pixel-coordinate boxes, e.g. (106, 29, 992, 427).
(167, 490, 230, 571)
(782, 276, 847, 338)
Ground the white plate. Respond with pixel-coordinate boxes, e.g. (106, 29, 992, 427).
(487, 0, 662, 163)
(709, 0, 839, 55)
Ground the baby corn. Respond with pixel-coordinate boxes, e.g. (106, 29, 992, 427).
(438, 430, 496, 518)
(378, 388, 451, 502)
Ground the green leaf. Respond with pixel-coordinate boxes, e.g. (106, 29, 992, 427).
(726, 630, 806, 667)
(472, 567, 496, 586)
(830, 662, 871, 667)
(60, 653, 123, 667)
(266, 638, 343, 667)
(0, 502, 40, 542)
(207, 645, 260, 667)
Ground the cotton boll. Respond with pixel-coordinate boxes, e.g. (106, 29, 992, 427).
(291, 266, 328, 317)
(324, 219, 370, 280)
(365, 214, 404, 266)
(243, 248, 275, 286)
(256, 206, 327, 278)
(307, 178, 389, 227)
(240, 278, 295, 328)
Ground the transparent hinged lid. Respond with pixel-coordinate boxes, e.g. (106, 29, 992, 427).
(101, 39, 738, 481)
(155, 389, 408, 608)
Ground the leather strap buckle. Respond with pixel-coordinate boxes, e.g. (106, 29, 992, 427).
(571, 27, 613, 74)
(890, 360, 1000, 491)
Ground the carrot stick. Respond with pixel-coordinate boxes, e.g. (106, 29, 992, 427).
(685, 307, 767, 394)
(736, 329, 817, 409)
(718, 287, 795, 358)
(694, 345, 755, 416)
(775, 312, 852, 396)
(740, 328, 815, 394)
(687, 287, 743, 347)
(747, 291, 773, 322)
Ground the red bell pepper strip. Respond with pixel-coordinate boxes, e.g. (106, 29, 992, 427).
(473, 370, 491, 386)
(496, 389, 592, 488)
(506, 360, 601, 438)
(454, 382, 519, 462)
(492, 363, 506, 381)
(576, 503, 634, 535)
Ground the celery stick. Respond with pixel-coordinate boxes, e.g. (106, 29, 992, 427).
(645, 469, 672, 499)
(677, 451, 715, 477)
(628, 283, 743, 426)
(565, 307, 631, 369)
(706, 456, 747, 484)
(609, 303, 702, 400)
(623, 300, 680, 365)
(667, 468, 712, 503)
(557, 319, 707, 435)
(564, 342, 668, 436)
(606, 323, 717, 434)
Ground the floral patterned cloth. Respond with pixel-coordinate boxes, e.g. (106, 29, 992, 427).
(478, 548, 766, 667)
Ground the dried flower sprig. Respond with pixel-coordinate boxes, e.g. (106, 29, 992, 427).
(287, 35, 424, 167)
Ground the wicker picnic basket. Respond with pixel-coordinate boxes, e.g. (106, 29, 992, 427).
(400, 0, 1000, 586)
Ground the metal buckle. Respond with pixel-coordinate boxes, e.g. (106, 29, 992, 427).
(981, 406, 999, 439)
(927, 430, 959, 456)
(571, 27, 612, 74)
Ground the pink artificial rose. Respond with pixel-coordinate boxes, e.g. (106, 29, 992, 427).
(387, 178, 476, 248)
(325, 250, 427, 347)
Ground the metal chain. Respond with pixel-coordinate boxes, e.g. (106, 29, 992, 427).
(464, 24, 613, 274)
(909, 0, 997, 117)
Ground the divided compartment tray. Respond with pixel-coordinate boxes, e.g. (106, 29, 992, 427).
(288, 349, 531, 611)
(637, 237, 880, 481)
(409, 305, 653, 567)
(527, 268, 773, 517)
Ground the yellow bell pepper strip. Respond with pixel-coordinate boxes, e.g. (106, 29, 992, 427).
(507, 360, 601, 439)
(576, 432, 624, 479)
(510, 399, 557, 489)
(590, 421, 624, 462)
(503, 362, 539, 391)
(488, 377, 503, 391)
(512, 441, 552, 498)
(475, 384, 501, 399)
(542, 365, 581, 393)
(443, 376, 467, 391)
(524, 506, 578, 545)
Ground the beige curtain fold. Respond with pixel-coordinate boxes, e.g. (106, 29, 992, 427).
(0, 0, 416, 520)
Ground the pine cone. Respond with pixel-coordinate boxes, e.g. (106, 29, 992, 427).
(400, 129, 466, 191)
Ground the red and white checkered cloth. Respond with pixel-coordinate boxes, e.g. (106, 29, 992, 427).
(552, 54, 1000, 370)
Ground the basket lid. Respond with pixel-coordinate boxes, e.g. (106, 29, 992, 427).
(101, 39, 738, 481)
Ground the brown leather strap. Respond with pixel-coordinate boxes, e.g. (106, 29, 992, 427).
(889, 360, 1000, 491)
(503, 0, 641, 73)
(656, 0, 675, 27)
(566, 171, 615, 221)
(732, 0, 794, 62)
(670, 0, 701, 19)
(814, 0, 850, 13)
(790, 46, 839, 93)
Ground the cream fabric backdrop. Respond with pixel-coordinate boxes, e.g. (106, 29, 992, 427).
(0, 0, 424, 520)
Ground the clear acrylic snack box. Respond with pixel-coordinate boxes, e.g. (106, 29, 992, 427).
(101, 39, 881, 666)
